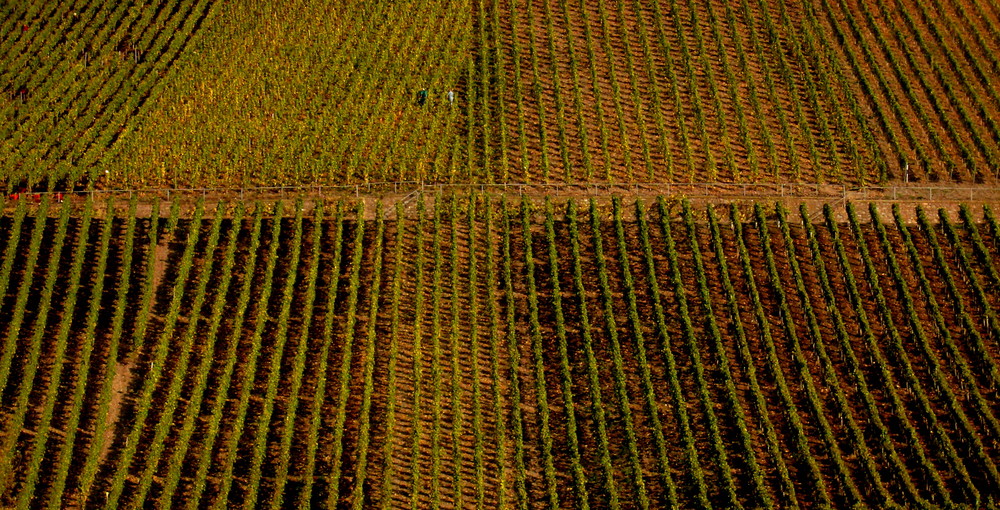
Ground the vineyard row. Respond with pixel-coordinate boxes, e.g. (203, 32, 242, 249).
(0, 195, 999, 507)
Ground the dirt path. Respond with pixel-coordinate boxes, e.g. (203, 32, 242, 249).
(151, 233, 170, 291)
(98, 360, 135, 462)
(95, 216, 172, 466)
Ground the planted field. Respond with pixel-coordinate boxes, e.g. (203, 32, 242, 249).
(1, 195, 1000, 507)
(0, 0, 214, 189)
(1, 0, 473, 191)
(5, 0, 1000, 190)
(481, 0, 1000, 184)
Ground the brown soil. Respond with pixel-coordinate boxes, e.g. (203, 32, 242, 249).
(99, 360, 135, 462)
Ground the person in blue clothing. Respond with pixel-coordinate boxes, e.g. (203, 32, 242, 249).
(417, 88, 428, 106)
